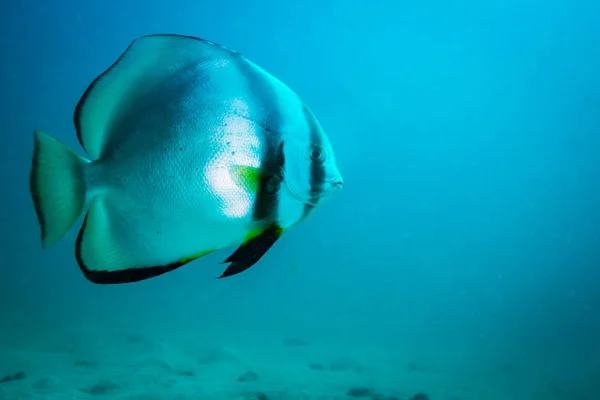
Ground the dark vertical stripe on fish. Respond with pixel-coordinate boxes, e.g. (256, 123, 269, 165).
(253, 141, 285, 222)
(234, 57, 284, 224)
(303, 104, 326, 218)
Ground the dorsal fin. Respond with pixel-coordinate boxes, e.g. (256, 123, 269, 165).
(73, 34, 242, 160)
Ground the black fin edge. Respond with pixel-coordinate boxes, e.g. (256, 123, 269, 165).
(75, 213, 187, 285)
(218, 224, 284, 279)
(29, 133, 46, 243)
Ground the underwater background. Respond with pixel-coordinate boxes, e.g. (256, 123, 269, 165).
(1, 0, 599, 399)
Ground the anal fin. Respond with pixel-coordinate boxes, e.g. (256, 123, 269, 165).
(76, 198, 215, 284)
(219, 224, 283, 279)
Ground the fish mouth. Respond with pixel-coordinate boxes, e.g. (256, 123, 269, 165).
(332, 178, 344, 189)
(284, 176, 343, 207)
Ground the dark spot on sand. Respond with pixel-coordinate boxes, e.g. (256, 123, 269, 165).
(126, 334, 142, 344)
(329, 356, 364, 373)
(347, 386, 399, 400)
(73, 360, 98, 367)
(238, 371, 259, 382)
(242, 391, 268, 400)
(308, 362, 324, 371)
(80, 380, 119, 395)
(0, 371, 26, 384)
(197, 348, 240, 365)
(347, 387, 377, 398)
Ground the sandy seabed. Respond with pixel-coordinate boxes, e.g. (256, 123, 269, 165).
(0, 320, 593, 400)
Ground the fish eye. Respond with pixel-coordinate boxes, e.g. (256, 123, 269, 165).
(309, 145, 325, 162)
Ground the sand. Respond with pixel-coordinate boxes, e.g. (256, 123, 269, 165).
(0, 314, 592, 400)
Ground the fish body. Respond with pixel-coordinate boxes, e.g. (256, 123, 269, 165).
(30, 34, 343, 284)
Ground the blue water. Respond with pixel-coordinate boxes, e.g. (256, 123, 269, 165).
(1, 0, 599, 399)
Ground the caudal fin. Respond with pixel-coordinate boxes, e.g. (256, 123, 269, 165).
(30, 130, 90, 248)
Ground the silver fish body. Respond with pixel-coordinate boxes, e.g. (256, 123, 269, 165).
(30, 34, 343, 284)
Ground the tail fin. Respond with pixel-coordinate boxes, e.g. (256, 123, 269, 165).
(30, 130, 90, 248)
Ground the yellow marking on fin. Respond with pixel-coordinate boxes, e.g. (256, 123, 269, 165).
(244, 228, 264, 243)
(179, 250, 215, 264)
(242, 224, 285, 244)
(231, 166, 261, 193)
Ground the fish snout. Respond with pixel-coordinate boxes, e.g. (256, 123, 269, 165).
(330, 176, 344, 192)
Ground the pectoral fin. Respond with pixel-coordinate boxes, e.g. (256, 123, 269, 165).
(219, 224, 284, 278)
(231, 165, 262, 193)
